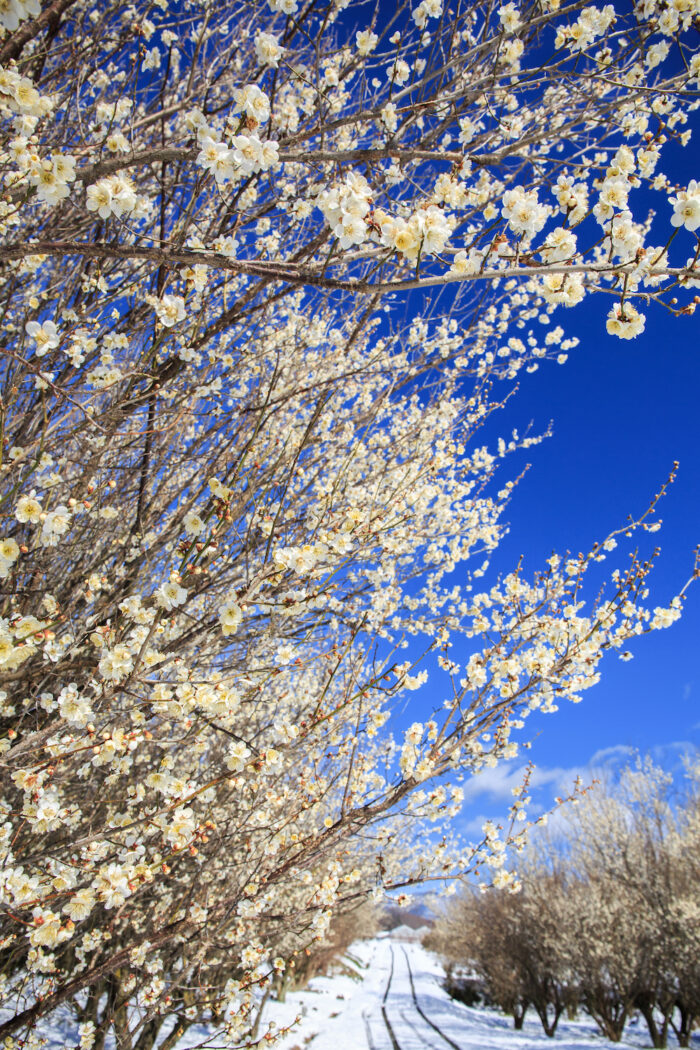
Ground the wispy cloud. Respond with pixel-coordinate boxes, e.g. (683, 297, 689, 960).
(588, 744, 635, 767)
(458, 741, 700, 839)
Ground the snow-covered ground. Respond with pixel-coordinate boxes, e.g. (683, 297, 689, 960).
(5, 938, 694, 1049)
(266, 938, 686, 1050)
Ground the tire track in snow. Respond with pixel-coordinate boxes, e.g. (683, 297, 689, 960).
(362, 1007, 379, 1050)
(380, 945, 402, 1050)
(375, 943, 458, 1050)
(397, 944, 464, 1050)
(366, 941, 464, 1050)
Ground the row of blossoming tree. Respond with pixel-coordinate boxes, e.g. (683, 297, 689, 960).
(427, 758, 700, 1048)
(0, 0, 698, 1045)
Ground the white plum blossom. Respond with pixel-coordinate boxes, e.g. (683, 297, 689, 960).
(226, 740, 251, 771)
(650, 601, 682, 629)
(98, 644, 134, 682)
(540, 228, 577, 262)
(419, 206, 453, 254)
(29, 909, 69, 949)
(197, 134, 277, 182)
(40, 506, 72, 547)
(318, 172, 372, 249)
(15, 493, 42, 523)
(402, 670, 428, 691)
(58, 684, 92, 726)
(86, 175, 138, 220)
(273, 544, 325, 574)
(0, 538, 20, 578)
(387, 59, 410, 85)
(356, 29, 378, 54)
(63, 888, 96, 922)
(413, 0, 442, 27)
(0, 4, 696, 1039)
(30, 154, 76, 205)
(670, 180, 700, 232)
(680, 257, 700, 290)
(25, 320, 59, 357)
(379, 206, 452, 261)
(255, 32, 284, 67)
(0, 0, 40, 32)
(231, 134, 279, 175)
(155, 580, 188, 610)
(450, 248, 484, 276)
(400, 722, 424, 777)
(183, 511, 205, 536)
(541, 272, 586, 307)
(155, 295, 187, 327)
(606, 302, 646, 339)
(560, 4, 616, 51)
(219, 600, 243, 635)
(498, 2, 521, 32)
(501, 187, 549, 238)
(209, 477, 232, 499)
(233, 85, 270, 125)
(197, 138, 234, 184)
(164, 807, 196, 847)
(92, 864, 133, 909)
(143, 46, 162, 71)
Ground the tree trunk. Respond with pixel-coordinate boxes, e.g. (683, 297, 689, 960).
(158, 1018, 190, 1050)
(586, 998, 628, 1043)
(512, 1004, 527, 1029)
(636, 998, 671, 1048)
(0, 0, 79, 63)
(251, 988, 271, 1041)
(275, 971, 288, 1003)
(133, 1017, 164, 1050)
(535, 1002, 563, 1038)
(76, 981, 104, 1029)
(109, 974, 133, 1050)
(671, 1002, 696, 1048)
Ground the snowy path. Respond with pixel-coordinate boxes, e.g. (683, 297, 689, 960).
(270, 938, 461, 1050)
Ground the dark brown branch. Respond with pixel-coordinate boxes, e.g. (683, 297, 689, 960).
(0, 0, 78, 64)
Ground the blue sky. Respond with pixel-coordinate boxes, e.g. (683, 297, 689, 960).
(491, 298, 699, 765)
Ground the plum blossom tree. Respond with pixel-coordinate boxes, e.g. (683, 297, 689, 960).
(0, 0, 698, 1045)
(561, 759, 700, 1047)
(431, 759, 700, 1046)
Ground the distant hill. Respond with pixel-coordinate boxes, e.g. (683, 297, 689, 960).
(380, 904, 435, 931)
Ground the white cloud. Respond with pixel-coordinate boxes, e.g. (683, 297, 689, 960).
(588, 744, 635, 768)
(460, 760, 588, 806)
